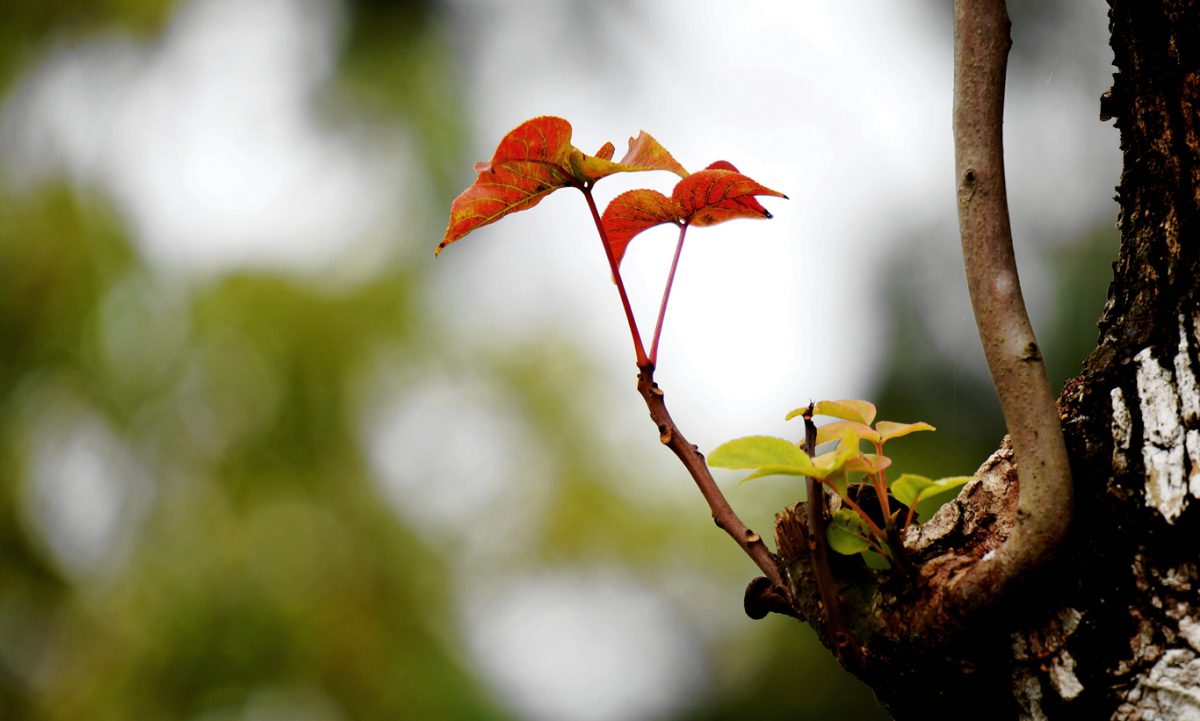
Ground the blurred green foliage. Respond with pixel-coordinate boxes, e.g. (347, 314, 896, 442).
(0, 2, 1115, 721)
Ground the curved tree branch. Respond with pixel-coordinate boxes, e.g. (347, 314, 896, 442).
(951, 0, 1073, 600)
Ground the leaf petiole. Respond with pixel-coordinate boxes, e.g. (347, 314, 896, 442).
(582, 186, 649, 368)
(649, 223, 688, 366)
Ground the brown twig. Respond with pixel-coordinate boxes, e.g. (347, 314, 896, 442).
(635, 367, 788, 595)
(952, 0, 1073, 600)
(800, 407, 858, 664)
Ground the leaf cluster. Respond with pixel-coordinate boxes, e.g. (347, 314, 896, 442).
(709, 400, 968, 567)
(437, 116, 786, 368)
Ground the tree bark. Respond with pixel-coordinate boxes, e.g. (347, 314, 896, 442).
(767, 1, 1200, 719)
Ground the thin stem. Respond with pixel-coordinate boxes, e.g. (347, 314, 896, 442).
(649, 223, 688, 366)
(636, 368, 788, 593)
(837, 492, 887, 540)
(803, 409, 857, 663)
(874, 442, 892, 524)
(581, 186, 649, 368)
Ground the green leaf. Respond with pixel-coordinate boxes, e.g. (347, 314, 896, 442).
(889, 473, 934, 509)
(737, 466, 817, 485)
(891, 473, 970, 516)
(822, 469, 850, 499)
(861, 550, 892, 570)
(827, 509, 874, 555)
(915, 477, 972, 519)
(813, 399, 877, 425)
(876, 420, 936, 444)
(804, 429, 862, 480)
(705, 436, 811, 475)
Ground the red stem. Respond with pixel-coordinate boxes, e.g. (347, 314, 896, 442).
(836, 491, 888, 539)
(649, 223, 688, 366)
(874, 442, 892, 524)
(581, 186, 649, 368)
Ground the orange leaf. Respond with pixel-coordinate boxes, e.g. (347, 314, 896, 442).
(595, 142, 616, 161)
(671, 168, 786, 227)
(601, 189, 682, 266)
(619, 131, 689, 178)
(600, 164, 786, 265)
(438, 117, 693, 254)
(438, 116, 578, 254)
(570, 130, 689, 183)
(701, 160, 772, 220)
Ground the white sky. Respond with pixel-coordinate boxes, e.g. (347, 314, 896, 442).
(0, 1, 1120, 719)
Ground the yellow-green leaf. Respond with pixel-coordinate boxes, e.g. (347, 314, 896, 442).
(876, 420, 936, 443)
(708, 435, 813, 472)
(814, 420, 879, 446)
(891, 473, 970, 513)
(813, 399, 878, 425)
(784, 405, 813, 421)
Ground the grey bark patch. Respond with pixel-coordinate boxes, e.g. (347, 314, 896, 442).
(1135, 348, 1188, 522)
(1113, 649, 1200, 721)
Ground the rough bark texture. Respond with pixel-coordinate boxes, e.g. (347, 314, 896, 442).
(766, 1, 1200, 719)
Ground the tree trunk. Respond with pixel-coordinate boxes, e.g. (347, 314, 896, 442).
(768, 2, 1200, 718)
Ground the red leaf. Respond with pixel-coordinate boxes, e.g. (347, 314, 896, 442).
(700, 160, 772, 220)
(438, 117, 692, 255)
(601, 165, 786, 265)
(601, 189, 682, 266)
(594, 142, 616, 161)
(672, 168, 786, 227)
(439, 117, 578, 254)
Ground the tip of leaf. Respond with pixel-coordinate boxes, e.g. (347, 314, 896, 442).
(784, 405, 813, 421)
(763, 210, 773, 219)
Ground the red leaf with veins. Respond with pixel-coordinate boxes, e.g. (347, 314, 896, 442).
(602, 189, 680, 266)
(602, 165, 785, 265)
(439, 117, 577, 254)
(438, 117, 691, 254)
(594, 142, 616, 161)
(672, 168, 786, 227)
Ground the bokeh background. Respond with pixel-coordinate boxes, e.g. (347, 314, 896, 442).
(0, 1, 1118, 719)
